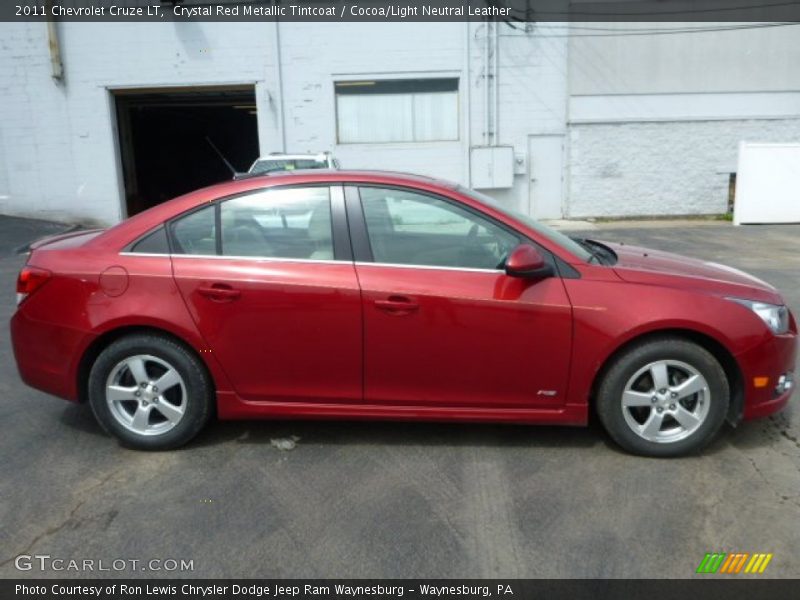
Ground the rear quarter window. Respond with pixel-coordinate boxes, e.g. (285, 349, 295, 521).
(130, 226, 169, 254)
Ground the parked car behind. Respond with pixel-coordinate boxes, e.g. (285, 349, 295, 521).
(234, 152, 339, 179)
(10, 170, 796, 456)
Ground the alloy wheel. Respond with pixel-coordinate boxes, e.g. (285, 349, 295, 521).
(620, 359, 710, 444)
(105, 354, 187, 436)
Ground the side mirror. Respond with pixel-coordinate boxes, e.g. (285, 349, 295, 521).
(505, 244, 553, 279)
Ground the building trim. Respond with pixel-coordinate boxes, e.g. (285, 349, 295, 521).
(569, 91, 800, 124)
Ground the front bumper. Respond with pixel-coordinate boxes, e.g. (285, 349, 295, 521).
(736, 331, 797, 420)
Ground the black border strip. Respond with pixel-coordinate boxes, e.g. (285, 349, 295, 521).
(4, 579, 800, 600)
(6, 1, 800, 23)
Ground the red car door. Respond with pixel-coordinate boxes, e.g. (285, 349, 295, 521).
(170, 185, 362, 404)
(349, 185, 573, 410)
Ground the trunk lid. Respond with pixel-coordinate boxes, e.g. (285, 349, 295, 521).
(28, 229, 105, 252)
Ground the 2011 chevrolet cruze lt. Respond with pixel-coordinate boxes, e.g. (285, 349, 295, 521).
(10, 171, 797, 456)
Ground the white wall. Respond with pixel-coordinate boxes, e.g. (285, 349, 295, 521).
(568, 22, 800, 95)
(277, 21, 465, 182)
(565, 22, 800, 218)
(277, 22, 567, 216)
(0, 21, 567, 224)
(568, 119, 800, 218)
(489, 26, 568, 214)
(0, 21, 798, 224)
(0, 22, 276, 224)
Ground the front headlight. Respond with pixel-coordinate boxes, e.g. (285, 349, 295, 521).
(728, 298, 789, 334)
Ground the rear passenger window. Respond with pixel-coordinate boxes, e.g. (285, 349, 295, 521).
(220, 187, 333, 260)
(171, 205, 217, 255)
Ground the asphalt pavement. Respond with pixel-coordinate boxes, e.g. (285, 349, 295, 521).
(0, 215, 798, 579)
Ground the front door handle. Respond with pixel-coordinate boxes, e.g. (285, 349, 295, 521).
(374, 295, 419, 315)
(197, 283, 241, 302)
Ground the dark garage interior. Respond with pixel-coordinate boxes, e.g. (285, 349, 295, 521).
(114, 86, 259, 216)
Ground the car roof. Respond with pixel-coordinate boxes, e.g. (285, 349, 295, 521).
(228, 169, 455, 191)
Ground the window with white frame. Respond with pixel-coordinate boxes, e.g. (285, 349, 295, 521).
(335, 79, 459, 143)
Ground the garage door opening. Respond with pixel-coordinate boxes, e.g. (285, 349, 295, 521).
(114, 86, 259, 217)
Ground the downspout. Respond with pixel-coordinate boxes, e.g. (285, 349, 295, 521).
(483, 20, 490, 146)
(45, 1, 64, 82)
(492, 23, 500, 146)
(273, 16, 287, 152)
(463, 21, 472, 185)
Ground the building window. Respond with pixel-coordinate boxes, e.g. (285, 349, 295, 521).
(335, 78, 459, 144)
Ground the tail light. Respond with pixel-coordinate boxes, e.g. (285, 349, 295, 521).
(16, 266, 52, 306)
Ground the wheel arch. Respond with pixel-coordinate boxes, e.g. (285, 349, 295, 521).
(589, 328, 745, 426)
(76, 325, 217, 405)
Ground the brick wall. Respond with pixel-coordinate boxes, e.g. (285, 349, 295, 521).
(0, 22, 275, 225)
(0, 22, 567, 224)
(567, 119, 800, 218)
(1, 21, 797, 224)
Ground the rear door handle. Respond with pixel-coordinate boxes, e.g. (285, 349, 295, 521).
(197, 283, 241, 302)
(374, 295, 419, 315)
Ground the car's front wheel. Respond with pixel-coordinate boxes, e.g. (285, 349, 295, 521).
(88, 334, 213, 450)
(596, 337, 729, 457)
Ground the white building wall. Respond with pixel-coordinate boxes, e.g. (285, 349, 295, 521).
(490, 27, 568, 215)
(276, 22, 566, 216)
(1, 24, 78, 222)
(0, 21, 566, 224)
(277, 21, 466, 183)
(0, 22, 276, 225)
(1, 21, 798, 224)
(568, 119, 800, 218)
(566, 22, 800, 218)
(568, 23, 800, 96)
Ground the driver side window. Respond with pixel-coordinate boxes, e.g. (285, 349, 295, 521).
(360, 187, 518, 270)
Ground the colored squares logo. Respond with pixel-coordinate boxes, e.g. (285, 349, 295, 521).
(696, 552, 773, 574)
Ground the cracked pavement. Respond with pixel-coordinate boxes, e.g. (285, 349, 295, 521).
(0, 217, 797, 578)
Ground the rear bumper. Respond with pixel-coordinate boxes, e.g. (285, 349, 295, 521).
(10, 309, 93, 402)
(736, 331, 797, 421)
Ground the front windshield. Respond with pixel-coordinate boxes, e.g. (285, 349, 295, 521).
(457, 186, 593, 262)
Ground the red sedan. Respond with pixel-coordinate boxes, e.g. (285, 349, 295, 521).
(10, 171, 797, 456)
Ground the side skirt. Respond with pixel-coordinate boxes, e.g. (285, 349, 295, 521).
(215, 392, 588, 426)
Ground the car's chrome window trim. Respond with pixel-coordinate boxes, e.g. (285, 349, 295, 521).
(119, 251, 347, 266)
(118, 252, 503, 273)
(355, 261, 503, 274)
(119, 252, 171, 258)
(172, 254, 345, 265)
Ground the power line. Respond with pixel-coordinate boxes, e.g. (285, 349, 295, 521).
(535, 21, 797, 32)
(501, 22, 800, 37)
(490, 0, 800, 18)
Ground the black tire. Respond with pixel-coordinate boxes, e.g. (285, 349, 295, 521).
(88, 333, 213, 450)
(596, 337, 729, 457)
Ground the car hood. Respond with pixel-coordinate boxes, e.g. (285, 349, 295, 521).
(600, 241, 783, 304)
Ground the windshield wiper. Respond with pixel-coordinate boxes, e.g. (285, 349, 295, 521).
(571, 237, 605, 265)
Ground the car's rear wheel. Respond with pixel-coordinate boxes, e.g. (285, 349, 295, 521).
(88, 334, 213, 450)
(596, 337, 729, 457)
